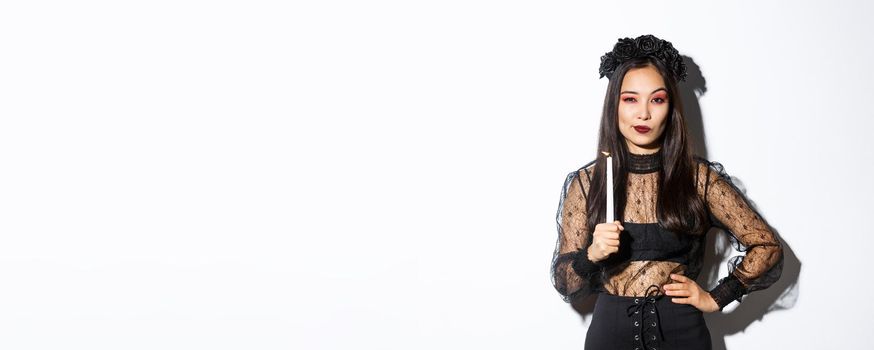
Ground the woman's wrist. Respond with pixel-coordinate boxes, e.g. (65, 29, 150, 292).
(573, 247, 601, 276)
(586, 245, 602, 263)
(703, 291, 720, 313)
(708, 274, 747, 311)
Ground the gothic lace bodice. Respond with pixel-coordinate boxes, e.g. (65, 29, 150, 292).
(550, 151, 784, 310)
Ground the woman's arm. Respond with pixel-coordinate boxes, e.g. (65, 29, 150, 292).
(551, 167, 601, 303)
(702, 161, 785, 311)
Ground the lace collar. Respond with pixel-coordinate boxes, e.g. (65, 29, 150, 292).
(627, 149, 663, 174)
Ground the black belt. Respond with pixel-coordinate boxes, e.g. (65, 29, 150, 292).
(625, 284, 665, 350)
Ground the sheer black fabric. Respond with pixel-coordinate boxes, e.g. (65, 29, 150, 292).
(551, 153, 784, 311)
(700, 159, 784, 309)
(551, 163, 601, 303)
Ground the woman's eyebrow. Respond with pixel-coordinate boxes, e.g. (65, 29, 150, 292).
(620, 87, 667, 94)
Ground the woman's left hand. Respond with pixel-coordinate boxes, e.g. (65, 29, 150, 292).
(663, 274, 719, 313)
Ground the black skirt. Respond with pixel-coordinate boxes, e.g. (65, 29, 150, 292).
(585, 289, 712, 350)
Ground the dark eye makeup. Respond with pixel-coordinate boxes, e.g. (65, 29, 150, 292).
(622, 96, 667, 103)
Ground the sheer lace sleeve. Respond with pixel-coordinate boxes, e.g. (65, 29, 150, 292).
(551, 166, 602, 303)
(701, 161, 785, 311)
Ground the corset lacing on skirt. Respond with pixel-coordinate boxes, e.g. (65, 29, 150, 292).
(625, 284, 665, 350)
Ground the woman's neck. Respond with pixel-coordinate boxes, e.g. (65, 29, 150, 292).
(627, 148, 663, 173)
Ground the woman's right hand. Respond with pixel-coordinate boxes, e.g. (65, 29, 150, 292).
(587, 220, 624, 262)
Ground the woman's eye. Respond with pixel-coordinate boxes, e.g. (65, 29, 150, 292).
(623, 97, 636, 102)
(652, 97, 666, 103)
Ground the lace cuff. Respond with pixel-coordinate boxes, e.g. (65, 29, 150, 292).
(572, 248, 602, 276)
(708, 273, 747, 311)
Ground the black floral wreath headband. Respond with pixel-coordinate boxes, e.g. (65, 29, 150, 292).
(598, 34, 687, 82)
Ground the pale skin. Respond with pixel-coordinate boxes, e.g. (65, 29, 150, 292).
(587, 65, 720, 313)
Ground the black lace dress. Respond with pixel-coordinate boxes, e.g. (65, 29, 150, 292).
(550, 150, 784, 350)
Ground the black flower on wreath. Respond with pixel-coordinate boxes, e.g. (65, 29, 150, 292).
(599, 52, 617, 79)
(612, 38, 638, 60)
(634, 34, 661, 55)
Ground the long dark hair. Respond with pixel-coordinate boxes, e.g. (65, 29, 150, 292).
(585, 56, 709, 236)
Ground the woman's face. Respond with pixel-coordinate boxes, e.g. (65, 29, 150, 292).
(617, 65, 670, 154)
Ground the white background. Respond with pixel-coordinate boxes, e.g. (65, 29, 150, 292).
(0, 1, 870, 349)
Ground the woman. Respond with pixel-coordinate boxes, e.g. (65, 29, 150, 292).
(550, 34, 784, 350)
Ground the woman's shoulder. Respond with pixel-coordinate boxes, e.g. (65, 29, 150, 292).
(561, 158, 598, 191)
(691, 155, 731, 183)
(579, 158, 598, 171)
(572, 158, 598, 179)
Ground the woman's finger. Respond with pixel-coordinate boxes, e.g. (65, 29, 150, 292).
(665, 289, 690, 297)
(670, 274, 690, 282)
(613, 220, 624, 231)
(662, 283, 684, 290)
(598, 231, 620, 240)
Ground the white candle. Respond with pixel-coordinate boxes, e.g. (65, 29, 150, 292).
(602, 151, 613, 223)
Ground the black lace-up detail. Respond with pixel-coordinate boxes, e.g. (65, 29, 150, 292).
(626, 284, 665, 350)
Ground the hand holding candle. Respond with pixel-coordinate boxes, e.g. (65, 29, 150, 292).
(587, 151, 624, 263)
